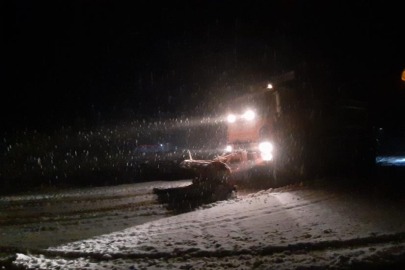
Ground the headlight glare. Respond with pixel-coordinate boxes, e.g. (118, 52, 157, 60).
(227, 114, 236, 123)
(259, 142, 273, 154)
(242, 110, 255, 121)
(262, 153, 273, 161)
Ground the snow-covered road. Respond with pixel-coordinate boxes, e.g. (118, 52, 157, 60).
(4, 181, 405, 269)
(0, 180, 191, 250)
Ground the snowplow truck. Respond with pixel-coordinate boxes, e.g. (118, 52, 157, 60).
(182, 71, 373, 187)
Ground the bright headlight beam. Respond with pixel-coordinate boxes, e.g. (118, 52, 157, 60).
(227, 114, 236, 123)
(225, 145, 233, 152)
(243, 110, 255, 121)
(259, 142, 273, 153)
(262, 153, 273, 161)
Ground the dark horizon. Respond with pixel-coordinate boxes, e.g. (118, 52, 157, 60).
(1, 0, 404, 133)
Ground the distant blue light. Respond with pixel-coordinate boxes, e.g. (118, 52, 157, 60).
(376, 156, 405, 166)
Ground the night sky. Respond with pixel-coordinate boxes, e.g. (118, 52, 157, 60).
(1, 0, 404, 133)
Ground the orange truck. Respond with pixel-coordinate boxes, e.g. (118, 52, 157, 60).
(182, 71, 372, 187)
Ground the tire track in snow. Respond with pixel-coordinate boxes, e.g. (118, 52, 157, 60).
(200, 194, 337, 229)
(122, 192, 337, 239)
(16, 232, 405, 261)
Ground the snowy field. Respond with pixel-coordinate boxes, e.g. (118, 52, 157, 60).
(2, 180, 405, 269)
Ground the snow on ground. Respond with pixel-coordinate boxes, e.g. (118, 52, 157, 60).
(0, 180, 191, 203)
(0, 180, 191, 249)
(10, 183, 405, 269)
(13, 242, 405, 270)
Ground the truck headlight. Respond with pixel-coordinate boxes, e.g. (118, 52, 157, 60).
(259, 142, 273, 153)
(262, 153, 273, 161)
(242, 110, 255, 121)
(227, 114, 236, 123)
(259, 142, 273, 161)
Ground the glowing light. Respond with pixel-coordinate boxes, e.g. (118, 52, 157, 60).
(376, 156, 405, 166)
(225, 145, 233, 152)
(267, 83, 273, 89)
(259, 142, 273, 153)
(227, 114, 236, 123)
(262, 153, 273, 161)
(402, 69, 405, 81)
(242, 110, 255, 121)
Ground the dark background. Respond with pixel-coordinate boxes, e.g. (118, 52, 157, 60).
(1, 0, 404, 133)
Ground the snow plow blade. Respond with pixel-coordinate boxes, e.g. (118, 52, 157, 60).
(180, 159, 231, 173)
(153, 182, 234, 212)
(152, 159, 235, 212)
